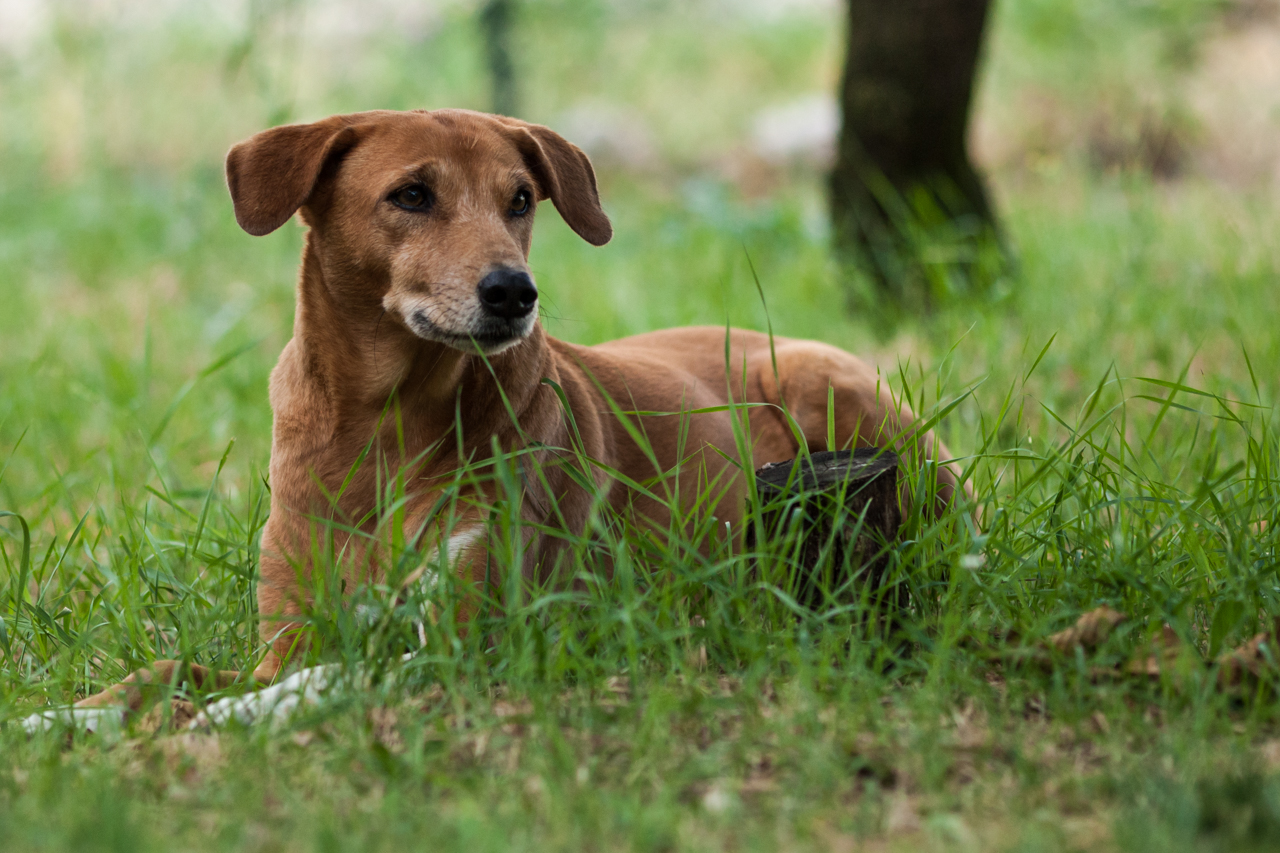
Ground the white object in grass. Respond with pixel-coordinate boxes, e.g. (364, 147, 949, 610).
(192, 663, 340, 728)
(192, 651, 418, 730)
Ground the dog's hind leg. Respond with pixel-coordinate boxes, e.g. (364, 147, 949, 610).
(759, 340, 970, 512)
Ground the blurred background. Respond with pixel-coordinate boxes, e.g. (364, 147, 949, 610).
(0, 0, 1277, 521)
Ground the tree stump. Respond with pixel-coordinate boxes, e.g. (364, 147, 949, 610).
(748, 448, 902, 610)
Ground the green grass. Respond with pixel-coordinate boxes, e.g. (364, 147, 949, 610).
(3, 1, 1280, 850)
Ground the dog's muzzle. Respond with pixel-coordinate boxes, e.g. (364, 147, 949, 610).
(406, 268, 538, 354)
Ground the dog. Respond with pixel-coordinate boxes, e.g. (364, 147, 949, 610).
(25, 109, 965, 731)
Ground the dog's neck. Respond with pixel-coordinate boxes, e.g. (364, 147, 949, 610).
(286, 234, 551, 462)
(290, 237, 449, 407)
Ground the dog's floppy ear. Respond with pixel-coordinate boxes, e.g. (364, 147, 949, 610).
(504, 121, 612, 246)
(226, 117, 359, 237)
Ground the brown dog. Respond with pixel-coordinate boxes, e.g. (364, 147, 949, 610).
(34, 109, 964, 728)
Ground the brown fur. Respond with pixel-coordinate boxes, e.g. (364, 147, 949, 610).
(77, 109, 965, 711)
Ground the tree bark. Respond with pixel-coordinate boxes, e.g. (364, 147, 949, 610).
(830, 0, 999, 302)
(480, 0, 519, 118)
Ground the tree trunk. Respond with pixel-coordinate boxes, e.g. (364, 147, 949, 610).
(480, 0, 519, 117)
(830, 0, 999, 304)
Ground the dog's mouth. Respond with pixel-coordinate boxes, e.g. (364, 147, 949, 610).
(408, 309, 534, 355)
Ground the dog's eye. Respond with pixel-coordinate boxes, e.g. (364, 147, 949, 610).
(510, 190, 531, 216)
(391, 184, 432, 211)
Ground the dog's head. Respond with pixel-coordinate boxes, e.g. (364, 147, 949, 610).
(226, 109, 611, 354)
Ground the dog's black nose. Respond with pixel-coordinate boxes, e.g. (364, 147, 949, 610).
(477, 269, 538, 320)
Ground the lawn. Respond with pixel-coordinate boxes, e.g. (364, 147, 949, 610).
(2, 1, 1279, 850)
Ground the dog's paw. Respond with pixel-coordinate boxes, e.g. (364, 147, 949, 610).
(19, 706, 127, 737)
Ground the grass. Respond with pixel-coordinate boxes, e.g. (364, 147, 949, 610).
(2, 0, 1280, 850)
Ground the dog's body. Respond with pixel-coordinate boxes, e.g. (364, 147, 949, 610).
(53, 109, 963, 722)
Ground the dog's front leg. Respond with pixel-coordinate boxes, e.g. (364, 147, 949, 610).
(20, 660, 248, 736)
(188, 520, 493, 730)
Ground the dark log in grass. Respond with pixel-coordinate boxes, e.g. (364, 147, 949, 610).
(749, 448, 902, 611)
